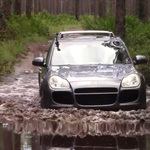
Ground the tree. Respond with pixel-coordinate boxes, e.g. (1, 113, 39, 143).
(115, 0, 126, 40)
(0, 0, 11, 39)
(3, 0, 12, 19)
(34, 0, 40, 14)
(26, 0, 32, 17)
(0, 0, 6, 30)
(75, 0, 79, 20)
(98, 0, 106, 17)
(14, 0, 21, 15)
(139, 0, 148, 22)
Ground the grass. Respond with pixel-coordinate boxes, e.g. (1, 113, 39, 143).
(80, 15, 150, 85)
(1, 12, 150, 85)
(0, 12, 80, 76)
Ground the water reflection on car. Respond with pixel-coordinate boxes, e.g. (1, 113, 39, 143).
(0, 126, 147, 150)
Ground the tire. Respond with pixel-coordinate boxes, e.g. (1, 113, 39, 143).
(40, 91, 51, 109)
(40, 91, 44, 108)
(40, 99, 45, 108)
(140, 101, 146, 110)
(139, 95, 147, 110)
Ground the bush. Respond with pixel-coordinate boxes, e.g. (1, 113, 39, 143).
(0, 12, 79, 75)
(0, 41, 26, 74)
(80, 15, 115, 31)
(6, 12, 78, 40)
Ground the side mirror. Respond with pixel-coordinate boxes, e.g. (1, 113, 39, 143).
(133, 55, 147, 65)
(32, 57, 46, 67)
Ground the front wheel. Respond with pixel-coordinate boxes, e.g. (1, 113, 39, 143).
(40, 91, 51, 109)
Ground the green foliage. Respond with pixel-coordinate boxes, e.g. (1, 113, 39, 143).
(6, 12, 78, 40)
(80, 15, 150, 84)
(125, 16, 150, 84)
(0, 40, 26, 74)
(0, 12, 79, 76)
(80, 15, 115, 31)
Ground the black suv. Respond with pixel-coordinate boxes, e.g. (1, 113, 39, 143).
(32, 30, 147, 110)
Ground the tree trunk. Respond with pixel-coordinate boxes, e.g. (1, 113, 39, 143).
(14, 0, 21, 15)
(39, 0, 43, 12)
(0, 0, 7, 31)
(139, 0, 148, 22)
(34, 0, 39, 14)
(115, 0, 126, 40)
(26, 0, 32, 17)
(3, 0, 12, 19)
(98, 0, 106, 17)
(75, 0, 79, 20)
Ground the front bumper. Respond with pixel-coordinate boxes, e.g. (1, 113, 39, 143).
(42, 78, 146, 110)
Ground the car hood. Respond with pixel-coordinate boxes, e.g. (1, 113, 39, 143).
(50, 64, 136, 81)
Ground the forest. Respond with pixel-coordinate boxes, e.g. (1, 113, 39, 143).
(0, 0, 150, 83)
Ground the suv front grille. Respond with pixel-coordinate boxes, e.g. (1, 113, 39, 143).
(52, 91, 74, 104)
(75, 88, 118, 94)
(75, 94, 117, 105)
(74, 88, 118, 106)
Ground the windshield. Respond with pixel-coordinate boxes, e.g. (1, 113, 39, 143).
(51, 40, 131, 65)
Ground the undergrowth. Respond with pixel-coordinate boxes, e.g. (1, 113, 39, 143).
(1, 12, 150, 85)
(80, 15, 150, 85)
(0, 12, 79, 75)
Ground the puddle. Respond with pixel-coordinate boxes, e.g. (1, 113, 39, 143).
(0, 125, 149, 150)
(0, 73, 39, 101)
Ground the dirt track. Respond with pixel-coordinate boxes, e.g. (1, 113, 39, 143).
(0, 40, 150, 137)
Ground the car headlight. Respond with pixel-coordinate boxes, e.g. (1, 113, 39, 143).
(121, 74, 140, 87)
(49, 76, 70, 88)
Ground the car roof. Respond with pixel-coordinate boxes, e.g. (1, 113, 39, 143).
(58, 30, 115, 39)
(54, 30, 124, 51)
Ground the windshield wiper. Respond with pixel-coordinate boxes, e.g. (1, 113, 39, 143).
(55, 33, 60, 51)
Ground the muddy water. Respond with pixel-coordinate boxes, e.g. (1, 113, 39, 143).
(0, 72, 39, 101)
(1, 41, 150, 149)
(0, 125, 150, 150)
(0, 70, 150, 149)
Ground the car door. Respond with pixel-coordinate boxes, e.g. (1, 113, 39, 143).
(39, 41, 53, 88)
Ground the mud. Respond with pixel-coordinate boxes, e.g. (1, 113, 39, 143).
(0, 41, 49, 101)
(0, 40, 150, 137)
(1, 104, 150, 137)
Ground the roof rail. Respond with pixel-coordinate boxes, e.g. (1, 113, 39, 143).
(59, 30, 115, 38)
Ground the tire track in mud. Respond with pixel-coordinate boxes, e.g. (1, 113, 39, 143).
(0, 41, 150, 136)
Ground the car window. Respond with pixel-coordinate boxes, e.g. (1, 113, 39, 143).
(51, 40, 131, 65)
(46, 41, 53, 64)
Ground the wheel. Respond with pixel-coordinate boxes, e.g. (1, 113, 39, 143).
(40, 91, 51, 109)
(139, 101, 146, 110)
(40, 91, 45, 108)
(40, 99, 45, 108)
(139, 95, 147, 110)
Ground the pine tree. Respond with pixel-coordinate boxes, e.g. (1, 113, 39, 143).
(115, 0, 126, 40)
(75, 0, 79, 20)
(14, 0, 21, 15)
(139, 0, 148, 22)
(26, 0, 32, 17)
(98, 0, 106, 17)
